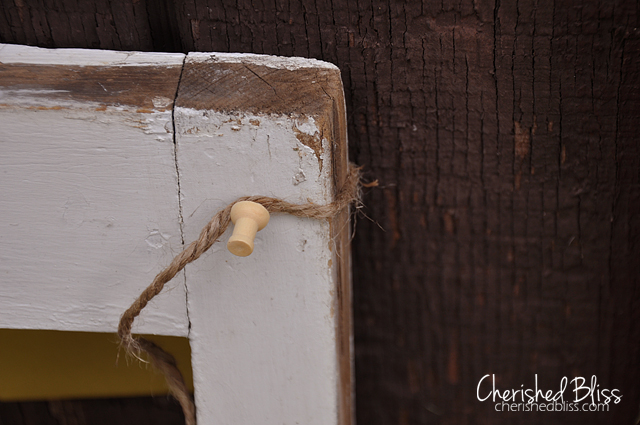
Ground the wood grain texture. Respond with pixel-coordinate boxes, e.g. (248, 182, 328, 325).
(0, 64, 179, 109)
(1, 1, 639, 424)
(176, 54, 341, 116)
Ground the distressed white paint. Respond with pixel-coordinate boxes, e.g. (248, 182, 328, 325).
(177, 53, 341, 425)
(187, 51, 339, 71)
(0, 45, 348, 424)
(0, 46, 189, 336)
(0, 43, 184, 66)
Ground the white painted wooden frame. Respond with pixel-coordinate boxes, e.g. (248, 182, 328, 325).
(0, 44, 353, 425)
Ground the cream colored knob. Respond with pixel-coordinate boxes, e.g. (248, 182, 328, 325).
(227, 201, 270, 257)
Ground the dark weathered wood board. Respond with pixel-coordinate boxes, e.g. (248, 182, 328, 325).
(1, 1, 639, 424)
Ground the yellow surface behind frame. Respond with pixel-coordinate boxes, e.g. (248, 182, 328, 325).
(0, 329, 193, 401)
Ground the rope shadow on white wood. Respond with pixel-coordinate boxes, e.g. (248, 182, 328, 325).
(117, 164, 361, 425)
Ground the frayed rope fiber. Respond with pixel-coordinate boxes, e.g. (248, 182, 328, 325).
(117, 164, 362, 425)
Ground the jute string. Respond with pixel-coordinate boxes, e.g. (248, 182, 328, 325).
(117, 164, 361, 425)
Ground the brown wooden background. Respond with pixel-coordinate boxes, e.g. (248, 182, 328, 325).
(1, 1, 639, 424)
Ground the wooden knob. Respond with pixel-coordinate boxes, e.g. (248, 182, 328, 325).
(227, 201, 270, 257)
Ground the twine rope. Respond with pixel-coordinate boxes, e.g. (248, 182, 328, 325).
(117, 164, 361, 425)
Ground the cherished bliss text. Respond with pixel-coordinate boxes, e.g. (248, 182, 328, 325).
(477, 374, 622, 412)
